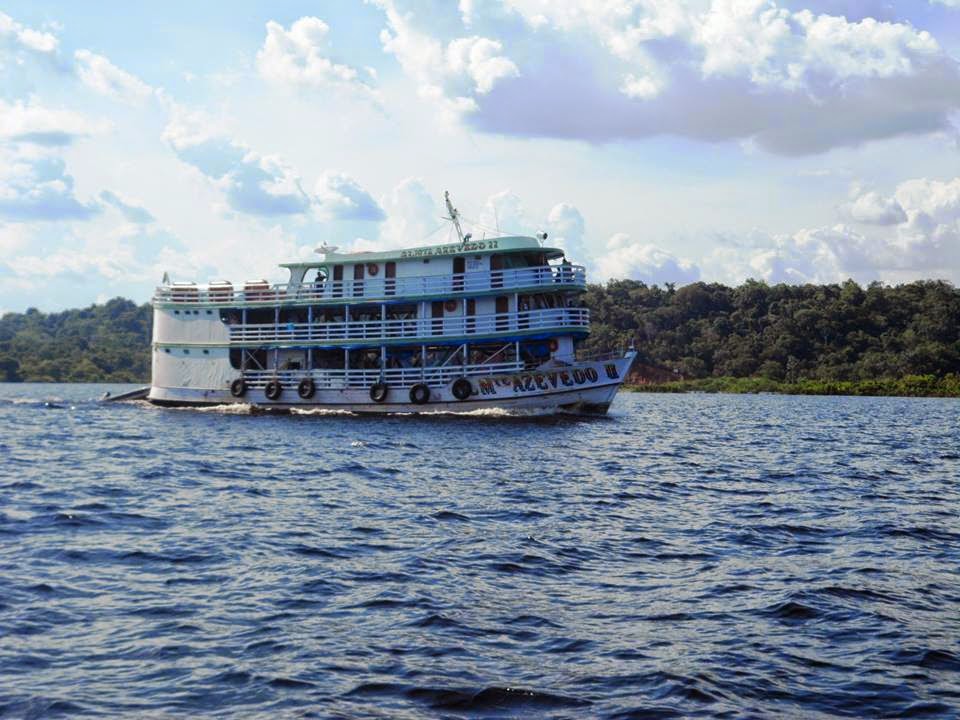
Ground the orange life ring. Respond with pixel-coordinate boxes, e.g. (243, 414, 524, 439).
(444, 299, 458, 312)
(367, 263, 379, 276)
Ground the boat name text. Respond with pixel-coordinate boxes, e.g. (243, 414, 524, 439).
(400, 240, 499, 259)
(476, 363, 620, 396)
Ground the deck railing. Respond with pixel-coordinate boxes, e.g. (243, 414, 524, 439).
(240, 360, 526, 389)
(225, 307, 590, 345)
(154, 264, 586, 305)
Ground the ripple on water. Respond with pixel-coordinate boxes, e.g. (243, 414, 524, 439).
(0, 386, 958, 718)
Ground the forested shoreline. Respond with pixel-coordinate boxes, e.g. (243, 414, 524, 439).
(1, 279, 958, 396)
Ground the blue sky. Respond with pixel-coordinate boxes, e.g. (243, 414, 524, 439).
(1, 0, 959, 313)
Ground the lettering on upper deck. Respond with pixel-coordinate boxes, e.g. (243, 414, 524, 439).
(400, 239, 499, 259)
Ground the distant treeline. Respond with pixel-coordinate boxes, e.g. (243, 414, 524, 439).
(0, 279, 958, 387)
(0, 299, 151, 382)
(581, 279, 960, 383)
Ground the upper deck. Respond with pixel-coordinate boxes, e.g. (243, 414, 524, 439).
(153, 235, 584, 307)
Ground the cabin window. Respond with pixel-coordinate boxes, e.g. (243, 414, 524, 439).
(332, 265, 344, 298)
(490, 254, 503, 288)
(453, 256, 465, 292)
(466, 298, 476, 334)
(311, 348, 345, 369)
(385, 261, 396, 296)
(495, 296, 509, 331)
(353, 264, 365, 297)
(220, 309, 242, 324)
(229, 349, 243, 369)
(246, 308, 274, 324)
(279, 308, 306, 324)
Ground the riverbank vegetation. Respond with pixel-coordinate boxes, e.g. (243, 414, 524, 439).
(0, 299, 151, 382)
(581, 279, 960, 389)
(0, 279, 958, 395)
(627, 374, 960, 398)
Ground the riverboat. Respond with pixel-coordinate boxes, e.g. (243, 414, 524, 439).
(148, 193, 636, 413)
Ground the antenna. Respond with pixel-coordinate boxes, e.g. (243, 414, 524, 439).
(444, 191, 464, 244)
(444, 191, 472, 248)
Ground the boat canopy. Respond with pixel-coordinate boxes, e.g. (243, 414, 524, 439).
(280, 236, 566, 269)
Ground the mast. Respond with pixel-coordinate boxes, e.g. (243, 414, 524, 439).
(444, 191, 465, 246)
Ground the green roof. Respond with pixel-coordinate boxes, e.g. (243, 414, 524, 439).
(280, 235, 565, 268)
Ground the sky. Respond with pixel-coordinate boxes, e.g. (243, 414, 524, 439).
(1, 0, 959, 313)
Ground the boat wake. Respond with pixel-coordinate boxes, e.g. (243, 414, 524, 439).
(142, 401, 256, 415)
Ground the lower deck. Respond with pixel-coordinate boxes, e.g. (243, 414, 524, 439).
(148, 351, 636, 415)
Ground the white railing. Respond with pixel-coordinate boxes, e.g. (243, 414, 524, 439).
(154, 264, 586, 305)
(226, 307, 590, 344)
(240, 360, 526, 389)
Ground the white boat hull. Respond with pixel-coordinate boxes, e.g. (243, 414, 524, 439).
(147, 354, 634, 415)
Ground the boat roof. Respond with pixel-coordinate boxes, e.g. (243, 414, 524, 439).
(280, 235, 566, 268)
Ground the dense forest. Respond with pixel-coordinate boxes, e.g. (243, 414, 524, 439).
(0, 279, 958, 386)
(0, 299, 151, 382)
(581, 279, 960, 382)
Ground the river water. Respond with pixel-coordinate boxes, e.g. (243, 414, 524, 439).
(1, 383, 958, 718)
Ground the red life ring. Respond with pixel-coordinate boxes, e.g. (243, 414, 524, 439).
(367, 263, 379, 276)
(444, 299, 458, 312)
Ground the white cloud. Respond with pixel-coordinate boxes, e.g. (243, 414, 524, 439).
(0, 11, 57, 54)
(374, 0, 518, 120)
(381, 0, 960, 155)
(595, 233, 701, 284)
(546, 202, 587, 260)
(99, 190, 154, 224)
(0, 145, 99, 222)
(163, 104, 384, 221)
(74, 49, 153, 104)
(697, 1, 939, 90)
(476, 190, 531, 236)
(841, 190, 907, 225)
(446, 36, 519, 94)
(257, 17, 378, 99)
(0, 223, 31, 254)
(314, 172, 386, 221)
(700, 176, 960, 285)
(0, 98, 105, 146)
(162, 107, 310, 216)
(378, 177, 442, 249)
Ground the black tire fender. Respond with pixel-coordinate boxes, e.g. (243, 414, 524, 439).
(297, 377, 316, 399)
(370, 382, 389, 403)
(265, 380, 283, 401)
(409, 383, 430, 405)
(451, 377, 472, 401)
(230, 378, 247, 397)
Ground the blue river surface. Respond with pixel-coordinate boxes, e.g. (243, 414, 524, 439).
(1, 383, 959, 719)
